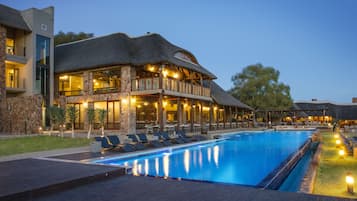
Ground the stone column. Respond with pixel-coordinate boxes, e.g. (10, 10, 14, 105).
(0, 25, 6, 132)
(0, 25, 6, 101)
(120, 66, 136, 134)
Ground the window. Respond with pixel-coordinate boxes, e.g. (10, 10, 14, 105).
(5, 66, 19, 88)
(93, 69, 121, 94)
(59, 74, 83, 96)
(6, 38, 15, 55)
(6, 27, 15, 55)
(94, 101, 120, 129)
(174, 51, 198, 65)
(36, 35, 51, 104)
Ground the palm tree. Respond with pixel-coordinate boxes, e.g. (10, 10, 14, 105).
(97, 109, 107, 137)
(67, 105, 78, 138)
(86, 108, 95, 139)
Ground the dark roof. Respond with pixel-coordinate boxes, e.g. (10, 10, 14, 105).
(0, 4, 30, 31)
(295, 101, 357, 120)
(205, 81, 252, 110)
(54, 33, 216, 79)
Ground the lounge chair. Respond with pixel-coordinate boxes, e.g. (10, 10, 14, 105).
(176, 130, 193, 143)
(154, 132, 174, 146)
(107, 135, 136, 152)
(137, 133, 163, 148)
(127, 134, 147, 150)
(160, 131, 185, 144)
(94, 136, 115, 150)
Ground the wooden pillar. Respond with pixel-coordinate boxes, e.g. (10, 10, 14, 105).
(235, 107, 238, 127)
(223, 106, 226, 129)
(190, 99, 194, 132)
(158, 94, 164, 132)
(200, 102, 203, 133)
(209, 102, 213, 130)
(229, 106, 232, 128)
(177, 97, 182, 131)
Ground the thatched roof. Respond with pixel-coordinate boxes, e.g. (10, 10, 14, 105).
(295, 101, 357, 120)
(54, 33, 216, 79)
(205, 81, 252, 110)
(0, 4, 30, 31)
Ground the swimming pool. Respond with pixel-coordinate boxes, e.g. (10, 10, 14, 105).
(94, 130, 312, 186)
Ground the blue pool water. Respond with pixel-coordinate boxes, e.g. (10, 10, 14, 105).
(94, 130, 312, 186)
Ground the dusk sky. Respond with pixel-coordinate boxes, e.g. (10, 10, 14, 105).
(2, 0, 356, 103)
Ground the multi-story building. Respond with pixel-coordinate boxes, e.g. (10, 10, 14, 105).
(0, 4, 251, 135)
(55, 33, 252, 134)
(0, 4, 54, 133)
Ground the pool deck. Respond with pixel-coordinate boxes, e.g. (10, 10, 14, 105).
(33, 175, 353, 201)
(0, 129, 353, 201)
(0, 158, 125, 201)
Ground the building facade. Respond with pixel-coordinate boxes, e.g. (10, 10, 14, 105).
(0, 4, 54, 133)
(54, 33, 252, 134)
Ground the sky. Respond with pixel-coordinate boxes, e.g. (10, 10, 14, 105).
(2, 0, 357, 103)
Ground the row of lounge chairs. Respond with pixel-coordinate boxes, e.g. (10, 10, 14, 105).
(94, 131, 208, 153)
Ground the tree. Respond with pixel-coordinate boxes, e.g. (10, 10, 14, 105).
(47, 106, 58, 136)
(230, 63, 293, 112)
(86, 108, 95, 139)
(55, 31, 94, 46)
(57, 107, 66, 137)
(67, 106, 78, 138)
(97, 109, 107, 137)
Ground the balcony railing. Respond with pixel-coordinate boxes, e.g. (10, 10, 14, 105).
(59, 90, 83, 96)
(6, 78, 26, 93)
(132, 77, 210, 97)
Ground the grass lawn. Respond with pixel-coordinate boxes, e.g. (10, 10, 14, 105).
(313, 131, 357, 199)
(0, 136, 91, 157)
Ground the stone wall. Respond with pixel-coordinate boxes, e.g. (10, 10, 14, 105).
(1, 95, 43, 134)
(0, 25, 5, 101)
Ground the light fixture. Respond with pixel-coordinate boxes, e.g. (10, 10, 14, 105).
(336, 139, 341, 146)
(131, 97, 136, 104)
(173, 73, 179, 79)
(346, 172, 354, 194)
(122, 98, 128, 105)
(83, 101, 88, 108)
(143, 102, 149, 106)
(334, 134, 339, 139)
(59, 75, 68, 80)
(339, 149, 345, 158)
(162, 70, 168, 77)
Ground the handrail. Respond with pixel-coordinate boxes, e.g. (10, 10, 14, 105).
(132, 77, 210, 97)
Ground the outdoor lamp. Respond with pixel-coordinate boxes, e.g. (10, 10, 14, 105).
(346, 172, 354, 194)
(336, 139, 341, 147)
(334, 134, 339, 139)
(338, 149, 345, 158)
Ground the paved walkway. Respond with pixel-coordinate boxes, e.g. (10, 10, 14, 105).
(33, 175, 352, 201)
(0, 146, 90, 162)
(0, 158, 125, 201)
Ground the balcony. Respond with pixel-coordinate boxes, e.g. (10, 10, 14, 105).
(6, 78, 26, 94)
(59, 90, 83, 96)
(131, 77, 211, 98)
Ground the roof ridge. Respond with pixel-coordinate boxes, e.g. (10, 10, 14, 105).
(56, 32, 130, 47)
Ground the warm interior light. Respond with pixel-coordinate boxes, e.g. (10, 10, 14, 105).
(137, 105, 142, 108)
(334, 134, 339, 139)
(122, 98, 128, 104)
(346, 175, 355, 184)
(143, 102, 149, 106)
(163, 101, 168, 107)
(173, 73, 179, 79)
(162, 70, 168, 77)
(59, 75, 68, 80)
(131, 97, 136, 104)
(83, 102, 88, 108)
(336, 139, 341, 145)
(339, 149, 345, 156)
(214, 106, 218, 110)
